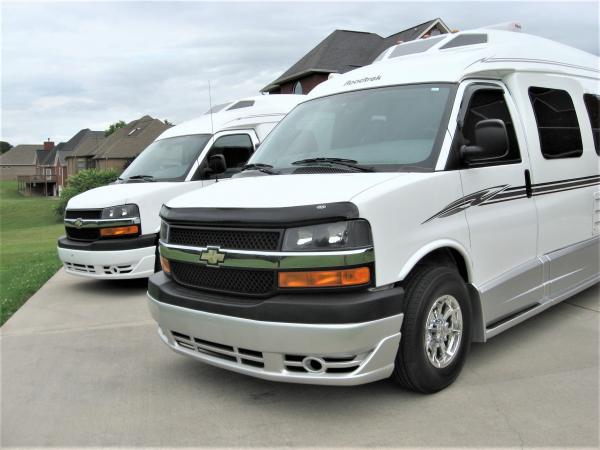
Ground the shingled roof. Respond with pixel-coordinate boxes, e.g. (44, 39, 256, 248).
(66, 129, 106, 158)
(93, 116, 172, 160)
(0, 145, 43, 166)
(36, 148, 55, 166)
(262, 18, 449, 92)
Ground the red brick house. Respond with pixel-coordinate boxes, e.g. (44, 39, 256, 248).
(17, 129, 104, 196)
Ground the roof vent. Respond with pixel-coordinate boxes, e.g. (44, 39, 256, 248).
(439, 33, 488, 50)
(482, 22, 523, 32)
(204, 102, 231, 114)
(388, 35, 445, 59)
(227, 100, 255, 111)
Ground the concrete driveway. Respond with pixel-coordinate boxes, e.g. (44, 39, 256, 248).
(2, 269, 598, 448)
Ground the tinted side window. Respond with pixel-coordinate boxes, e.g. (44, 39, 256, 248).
(528, 87, 583, 159)
(583, 94, 600, 155)
(460, 89, 521, 166)
(205, 134, 253, 179)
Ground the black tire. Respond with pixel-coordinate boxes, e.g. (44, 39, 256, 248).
(392, 265, 471, 393)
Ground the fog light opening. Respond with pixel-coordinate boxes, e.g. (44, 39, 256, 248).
(302, 356, 325, 373)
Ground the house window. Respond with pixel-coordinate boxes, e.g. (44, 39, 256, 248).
(528, 87, 583, 159)
(294, 81, 303, 95)
(77, 158, 87, 171)
(583, 93, 600, 155)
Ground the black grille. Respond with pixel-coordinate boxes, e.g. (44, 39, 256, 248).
(170, 261, 275, 296)
(66, 227, 100, 241)
(169, 227, 281, 251)
(65, 209, 102, 219)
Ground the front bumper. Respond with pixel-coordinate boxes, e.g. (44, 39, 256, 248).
(147, 275, 404, 385)
(58, 236, 156, 279)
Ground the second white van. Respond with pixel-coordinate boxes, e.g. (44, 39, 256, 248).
(57, 95, 303, 279)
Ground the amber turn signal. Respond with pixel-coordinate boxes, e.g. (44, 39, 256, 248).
(278, 267, 370, 288)
(160, 255, 171, 274)
(99, 225, 139, 237)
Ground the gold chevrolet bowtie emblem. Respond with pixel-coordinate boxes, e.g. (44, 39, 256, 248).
(200, 247, 225, 266)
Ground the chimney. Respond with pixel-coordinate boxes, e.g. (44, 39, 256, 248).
(44, 139, 54, 151)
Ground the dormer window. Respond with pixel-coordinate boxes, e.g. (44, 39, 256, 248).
(294, 81, 303, 95)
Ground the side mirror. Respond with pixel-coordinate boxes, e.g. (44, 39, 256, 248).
(254, 142, 261, 151)
(207, 154, 226, 174)
(460, 119, 509, 165)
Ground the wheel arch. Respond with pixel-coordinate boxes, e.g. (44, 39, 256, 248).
(398, 240, 486, 343)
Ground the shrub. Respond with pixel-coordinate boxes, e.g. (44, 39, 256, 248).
(55, 169, 119, 217)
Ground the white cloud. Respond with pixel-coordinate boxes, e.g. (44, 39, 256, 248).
(1, 1, 597, 144)
(33, 96, 96, 111)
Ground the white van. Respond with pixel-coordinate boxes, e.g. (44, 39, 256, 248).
(57, 95, 303, 279)
(148, 28, 599, 392)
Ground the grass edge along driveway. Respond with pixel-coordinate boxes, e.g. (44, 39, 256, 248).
(0, 180, 63, 325)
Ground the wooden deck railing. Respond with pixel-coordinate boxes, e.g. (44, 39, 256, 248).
(17, 175, 58, 183)
(17, 174, 59, 196)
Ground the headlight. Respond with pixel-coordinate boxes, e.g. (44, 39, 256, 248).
(160, 205, 169, 219)
(101, 204, 139, 219)
(160, 221, 169, 241)
(282, 220, 372, 252)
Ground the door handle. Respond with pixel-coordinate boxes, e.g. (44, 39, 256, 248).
(524, 169, 533, 198)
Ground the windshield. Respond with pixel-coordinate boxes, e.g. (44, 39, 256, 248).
(120, 134, 211, 182)
(250, 84, 455, 172)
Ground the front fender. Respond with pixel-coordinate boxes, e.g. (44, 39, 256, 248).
(396, 239, 473, 282)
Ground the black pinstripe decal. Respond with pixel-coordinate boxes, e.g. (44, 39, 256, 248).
(423, 175, 600, 223)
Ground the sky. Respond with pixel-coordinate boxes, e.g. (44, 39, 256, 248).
(1, 1, 598, 145)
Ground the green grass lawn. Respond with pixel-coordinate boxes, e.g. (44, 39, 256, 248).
(0, 180, 64, 325)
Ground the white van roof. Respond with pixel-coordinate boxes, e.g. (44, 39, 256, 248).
(309, 28, 599, 99)
(157, 94, 304, 140)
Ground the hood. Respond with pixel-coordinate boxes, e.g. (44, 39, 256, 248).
(167, 173, 420, 209)
(67, 182, 188, 209)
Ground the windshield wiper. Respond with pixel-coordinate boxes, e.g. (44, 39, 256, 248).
(291, 157, 375, 172)
(240, 163, 279, 175)
(127, 175, 156, 182)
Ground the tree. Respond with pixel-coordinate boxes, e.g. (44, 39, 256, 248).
(0, 141, 13, 154)
(104, 120, 126, 137)
(55, 169, 119, 217)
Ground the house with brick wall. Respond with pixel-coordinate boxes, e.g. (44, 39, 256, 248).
(64, 129, 105, 176)
(13, 129, 105, 196)
(0, 144, 43, 181)
(92, 115, 172, 173)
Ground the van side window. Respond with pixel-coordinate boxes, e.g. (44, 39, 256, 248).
(204, 134, 253, 179)
(528, 87, 583, 159)
(583, 94, 600, 155)
(460, 89, 521, 166)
